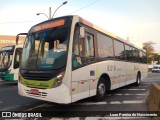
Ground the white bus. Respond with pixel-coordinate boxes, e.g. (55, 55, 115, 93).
(18, 15, 148, 104)
(0, 33, 27, 81)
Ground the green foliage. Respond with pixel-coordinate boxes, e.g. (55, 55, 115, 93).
(143, 41, 155, 63)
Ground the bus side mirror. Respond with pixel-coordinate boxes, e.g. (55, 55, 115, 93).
(79, 27, 85, 38)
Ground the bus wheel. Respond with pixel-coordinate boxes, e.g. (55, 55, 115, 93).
(95, 77, 107, 101)
(135, 74, 141, 86)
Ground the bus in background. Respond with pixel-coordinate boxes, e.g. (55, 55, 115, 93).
(0, 33, 27, 81)
(18, 15, 148, 104)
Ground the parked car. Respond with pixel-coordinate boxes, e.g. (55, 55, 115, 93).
(152, 66, 160, 73)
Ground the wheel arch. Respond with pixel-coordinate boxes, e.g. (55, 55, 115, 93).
(99, 73, 111, 90)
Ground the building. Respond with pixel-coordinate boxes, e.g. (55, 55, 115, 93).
(0, 35, 25, 48)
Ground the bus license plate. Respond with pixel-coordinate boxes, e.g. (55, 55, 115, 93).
(30, 89, 39, 95)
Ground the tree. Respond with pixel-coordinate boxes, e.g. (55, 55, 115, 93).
(143, 41, 155, 63)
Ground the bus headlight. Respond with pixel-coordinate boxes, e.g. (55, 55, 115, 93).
(53, 72, 65, 88)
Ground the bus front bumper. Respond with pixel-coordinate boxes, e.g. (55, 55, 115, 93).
(18, 82, 71, 104)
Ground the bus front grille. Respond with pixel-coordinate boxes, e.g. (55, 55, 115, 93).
(22, 73, 52, 81)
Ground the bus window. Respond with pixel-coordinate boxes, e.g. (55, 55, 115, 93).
(129, 46, 133, 61)
(139, 51, 143, 63)
(142, 52, 147, 63)
(135, 49, 139, 62)
(114, 40, 125, 60)
(14, 48, 22, 69)
(72, 25, 95, 68)
(125, 44, 131, 61)
(97, 33, 114, 59)
(132, 47, 136, 62)
(72, 25, 81, 68)
(79, 33, 94, 64)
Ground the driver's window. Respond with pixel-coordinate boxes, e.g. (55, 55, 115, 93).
(72, 24, 95, 69)
(14, 48, 22, 69)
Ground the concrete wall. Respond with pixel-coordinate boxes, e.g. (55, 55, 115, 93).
(0, 35, 25, 48)
(147, 82, 160, 120)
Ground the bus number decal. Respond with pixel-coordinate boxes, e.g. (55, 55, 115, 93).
(107, 65, 116, 71)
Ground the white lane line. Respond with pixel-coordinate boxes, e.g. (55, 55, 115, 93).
(73, 100, 146, 105)
(85, 117, 149, 120)
(76, 101, 107, 105)
(115, 93, 147, 96)
(120, 89, 146, 90)
(25, 103, 48, 111)
(123, 100, 146, 104)
(109, 101, 121, 104)
(0, 105, 21, 111)
(51, 116, 149, 120)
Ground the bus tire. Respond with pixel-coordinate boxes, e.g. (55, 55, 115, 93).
(95, 77, 107, 101)
(135, 73, 141, 86)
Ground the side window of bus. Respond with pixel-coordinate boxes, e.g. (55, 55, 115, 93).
(125, 45, 131, 61)
(14, 48, 22, 69)
(97, 33, 114, 59)
(135, 49, 139, 62)
(132, 47, 136, 62)
(114, 40, 125, 60)
(72, 25, 95, 68)
(80, 33, 94, 63)
(139, 51, 143, 63)
(72, 25, 81, 68)
(142, 52, 147, 63)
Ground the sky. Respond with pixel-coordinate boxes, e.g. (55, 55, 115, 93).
(0, 0, 160, 51)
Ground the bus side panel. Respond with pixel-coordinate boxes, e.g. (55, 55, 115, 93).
(89, 61, 115, 95)
(71, 66, 91, 102)
(140, 64, 148, 81)
(125, 62, 137, 85)
(114, 61, 126, 88)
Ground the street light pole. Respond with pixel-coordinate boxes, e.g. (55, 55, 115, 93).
(36, 1, 67, 20)
(52, 1, 67, 18)
(36, 13, 49, 19)
(49, 7, 51, 19)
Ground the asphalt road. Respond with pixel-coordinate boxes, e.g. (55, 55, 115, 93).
(0, 72, 159, 120)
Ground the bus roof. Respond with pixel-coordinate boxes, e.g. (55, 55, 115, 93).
(29, 15, 145, 52)
(78, 15, 145, 52)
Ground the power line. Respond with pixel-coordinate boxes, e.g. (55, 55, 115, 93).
(68, 0, 101, 14)
(0, 0, 101, 25)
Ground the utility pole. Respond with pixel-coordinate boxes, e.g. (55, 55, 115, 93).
(36, 1, 67, 20)
(49, 7, 51, 19)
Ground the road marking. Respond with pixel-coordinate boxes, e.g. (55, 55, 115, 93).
(0, 101, 3, 104)
(51, 116, 149, 120)
(0, 105, 21, 111)
(120, 89, 146, 90)
(74, 101, 107, 105)
(72, 100, 146, 105)
(109, 101, 121, 104)
(25, 103, 48, 111)
(115, 93, 147, 96)
(85, 117, 149, 120)
(123, 100, 146, 104)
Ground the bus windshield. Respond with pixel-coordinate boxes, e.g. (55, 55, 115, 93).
(0, 46, 15, 69)
(21, 27, 69, 70)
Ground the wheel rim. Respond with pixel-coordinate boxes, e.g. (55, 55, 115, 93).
(98, 83, 105, 96)
(137, 76, 140, 84)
